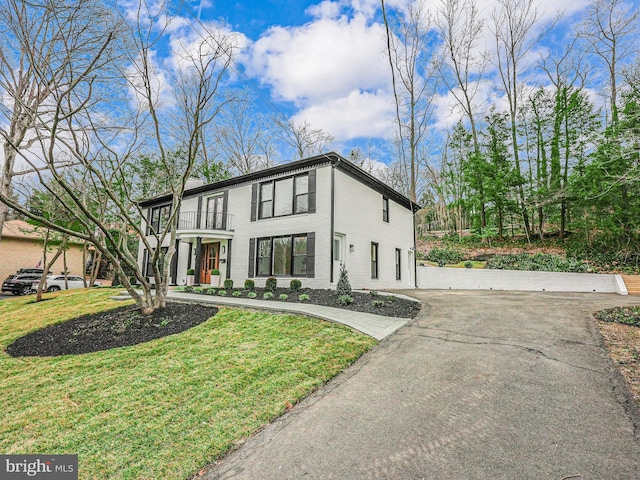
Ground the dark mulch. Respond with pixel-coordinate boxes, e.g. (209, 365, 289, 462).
(6, 302, 218, 358)
(189, 287, 421, 319)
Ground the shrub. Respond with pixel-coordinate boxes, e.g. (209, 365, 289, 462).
(217, 290, 227, 296)
(244, 279, 255, 290)
(211, 268, 220, 275)
(336, 264, 352, 296)
(485, 253, 588, 273)
(279, 293, 288, 301)
(263, 292, 274, 300)
(299, 294, 310, 301)
(184, 285, 194, 293)
(232, 290, 242, 297)
(371, 299, 385, 308)
(289, 279, 302, 292)
(464, 261, 473, 269)
(193, 287, 203, 294)
(337, 295, 354, 306)
(369, 290, 379, 296)
(595, 306, 640, 327)
(186, 268, 195, 275)
(223, 278, 234, 289)
(204, 288, 216, 295)
(427, 247, 464, 265)
(265, 276, 277, 292)
(247, 292, 257, 299)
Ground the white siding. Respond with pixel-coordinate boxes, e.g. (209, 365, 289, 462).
(333, 169, 415, 289)
(230, 165, 332, 289)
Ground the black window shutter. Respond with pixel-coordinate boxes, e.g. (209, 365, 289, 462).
(222, 190, 229, 229)
(308, 170, 316, 213)
(306, 232, 315, 278)
(248, 238, 256, 278)
(146, 208, 151, 235)
(250, 184, 258, 221)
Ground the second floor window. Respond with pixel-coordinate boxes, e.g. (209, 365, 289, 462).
(259, 173, 309, 219)
(149, 204, 171, 234)
(383, 196, 389, 222)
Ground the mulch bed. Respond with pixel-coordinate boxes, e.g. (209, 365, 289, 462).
(595, 305, 640, 411)
(187, 288, 421, 319)
(6, 303, 218, 357)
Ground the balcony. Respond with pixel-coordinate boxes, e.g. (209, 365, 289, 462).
(177, 211, 234, 233)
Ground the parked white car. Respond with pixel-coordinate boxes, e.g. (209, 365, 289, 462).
(33, 275, 102, 292)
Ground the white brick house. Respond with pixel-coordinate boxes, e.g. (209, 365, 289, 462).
(138, 152, 420, 290)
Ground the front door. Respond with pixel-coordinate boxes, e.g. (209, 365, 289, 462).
(200, 242, 220, 284)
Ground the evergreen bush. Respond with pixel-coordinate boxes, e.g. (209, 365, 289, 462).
(336, 264, 352, 296)
(265, 276, 277, 292)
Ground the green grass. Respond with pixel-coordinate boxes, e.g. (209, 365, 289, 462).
(0, 289, 376, 479)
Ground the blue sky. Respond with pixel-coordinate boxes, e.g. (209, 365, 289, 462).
(158, 0, 597, 164)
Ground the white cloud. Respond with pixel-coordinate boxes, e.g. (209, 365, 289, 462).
(306, 0, 344, 19)
(291, 89, 395, 141)
(246, 15, 390, 104)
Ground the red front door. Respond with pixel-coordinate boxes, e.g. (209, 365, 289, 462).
(200, 242, 220, 284)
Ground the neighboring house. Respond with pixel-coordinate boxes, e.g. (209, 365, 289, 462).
(138, 152, 420, 290)
(0, 219, 85, 282)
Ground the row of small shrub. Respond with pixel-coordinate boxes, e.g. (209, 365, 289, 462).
(187, 278, 304, 292)
(183, 285, 310, 302)
(485, 253, 589, 273)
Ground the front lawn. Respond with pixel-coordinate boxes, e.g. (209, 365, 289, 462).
(0, 289, 376, 479)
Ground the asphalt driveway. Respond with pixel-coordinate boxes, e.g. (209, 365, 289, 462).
(204, 290, 640, 480)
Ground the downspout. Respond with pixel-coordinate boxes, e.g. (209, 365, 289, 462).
(329, 159, 337, 284)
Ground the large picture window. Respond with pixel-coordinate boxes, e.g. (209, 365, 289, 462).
(256, 234, 309, 276)
(259, 173, 309, 219)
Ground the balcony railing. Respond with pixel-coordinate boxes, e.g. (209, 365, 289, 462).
(177, 211, 233, 231)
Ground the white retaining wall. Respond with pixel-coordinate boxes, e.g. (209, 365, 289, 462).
(416, 266, 628, 295)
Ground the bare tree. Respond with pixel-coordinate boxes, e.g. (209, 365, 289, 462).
(381, 0, 439, 203)
(577, 0, 639, 124)
(274, 117, 334, 160)
(214, 89, 277, 174)
(489, 0, 556, 238)
(436, 0, 488, 227)
(0, 0, 116, 245)
(0, 1, 237, 314)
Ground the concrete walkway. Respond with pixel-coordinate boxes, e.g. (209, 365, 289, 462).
(202, 290, 640, 480)
(166, 290, 411, 341)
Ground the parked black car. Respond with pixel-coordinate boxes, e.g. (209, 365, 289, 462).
(1, 273, 42, 295)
